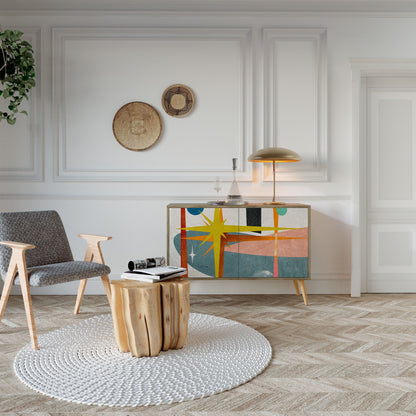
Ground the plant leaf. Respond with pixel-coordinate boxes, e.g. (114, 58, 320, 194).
(0, 29, 35, 124)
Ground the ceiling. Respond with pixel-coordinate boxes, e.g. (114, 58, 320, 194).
(2, 0, 416, 12)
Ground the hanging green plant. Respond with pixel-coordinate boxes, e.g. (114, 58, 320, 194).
(0, 29, 36, 125)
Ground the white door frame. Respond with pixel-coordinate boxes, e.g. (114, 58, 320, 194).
(350, 59, 416, 297)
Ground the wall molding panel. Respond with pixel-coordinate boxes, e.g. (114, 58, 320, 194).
(369, 88, 416, 209)
(0, 27, 42, 181)
(0, 193, 351, 201)
(370, 223, 416, 274)
(263, 28, 327, 182)
(52, 27, 253, 182)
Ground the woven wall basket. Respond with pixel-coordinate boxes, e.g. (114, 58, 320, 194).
(112, 101, 162, 151)
(162, 84, 195, 117)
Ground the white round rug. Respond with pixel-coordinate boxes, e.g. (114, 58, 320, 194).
(14, 313, 272, 407)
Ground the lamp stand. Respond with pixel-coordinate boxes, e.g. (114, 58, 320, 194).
(264, 160, 285, 205)
(272, 160, 276, 203)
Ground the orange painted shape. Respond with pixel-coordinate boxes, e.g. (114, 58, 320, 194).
(273, 256, 278, 278)
(224, 228, 308, 257)
(273, 209, 279, 277)
(180, 208, 188, 277)
(218, 209, 225, 278)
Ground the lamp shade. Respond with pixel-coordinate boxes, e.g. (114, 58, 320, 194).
(248, 147, 301, 163)
(248, 147, 301, 203)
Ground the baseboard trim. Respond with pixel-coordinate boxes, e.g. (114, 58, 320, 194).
(4, 275, 351, 296)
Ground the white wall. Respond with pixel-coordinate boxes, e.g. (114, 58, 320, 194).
(2, 6, 413, 295)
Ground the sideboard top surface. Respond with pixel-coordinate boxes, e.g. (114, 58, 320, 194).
(167, 202, 311, 209)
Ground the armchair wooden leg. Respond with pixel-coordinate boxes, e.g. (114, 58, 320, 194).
(101, 275, 112, 304)
(0, 260, 17, 323)
(19, 270, 39, 350)
(74, 234, 112, 314)
(74, 279, 87, 315)
(0, 242, 38, 350)
(74, 275, 111, 315)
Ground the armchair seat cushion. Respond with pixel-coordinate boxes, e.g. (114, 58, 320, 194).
(14, 261, 111, 287)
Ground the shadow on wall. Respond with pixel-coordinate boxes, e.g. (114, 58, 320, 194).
(310, 207, 351, 278)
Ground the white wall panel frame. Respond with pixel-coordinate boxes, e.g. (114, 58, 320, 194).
(52, 27, 253, 182)
(0, 27, 42, 181)
(370, 223, 416, 274)
(263, 28, 327, 182)
(368, 89, 416, 209)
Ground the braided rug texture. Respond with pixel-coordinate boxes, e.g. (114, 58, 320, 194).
(14, 313, 272, 407)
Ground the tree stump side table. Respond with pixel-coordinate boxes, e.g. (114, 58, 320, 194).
(110, 278, 190, 358)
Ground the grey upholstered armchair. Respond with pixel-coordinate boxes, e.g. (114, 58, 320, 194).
(0, 210, 112, 350)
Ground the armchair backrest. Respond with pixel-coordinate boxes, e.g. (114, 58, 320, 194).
(0, 210, 74, 280)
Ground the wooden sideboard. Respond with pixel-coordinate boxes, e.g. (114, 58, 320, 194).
(167, 203, 311, 305)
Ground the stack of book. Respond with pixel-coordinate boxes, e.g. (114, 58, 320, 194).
(121, 266, 187, 283)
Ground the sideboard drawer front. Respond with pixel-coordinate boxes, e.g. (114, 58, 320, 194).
(168, 205, 310, 279)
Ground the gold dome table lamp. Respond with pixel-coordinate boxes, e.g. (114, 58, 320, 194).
(248, 147, 301, 204)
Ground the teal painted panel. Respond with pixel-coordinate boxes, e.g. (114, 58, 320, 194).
(173, 232, 309, 278)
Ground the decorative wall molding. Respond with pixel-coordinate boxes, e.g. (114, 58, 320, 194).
(263, 27, 327, 182)
(351, 58, 416, 74)
(370, 223, 416, 274)
(0, 27, 43, 181)
(52, 27, 253, 182)
(366, 280, 416, 293)
(368, 210, 416, 223)
(368, 88, 416, 209)
(4, 0, 416, 14)
(0, 193, 352, 201)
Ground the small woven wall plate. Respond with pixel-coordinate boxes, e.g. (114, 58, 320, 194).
(112, 102, 162, 151)
(162, 84, 195, 117)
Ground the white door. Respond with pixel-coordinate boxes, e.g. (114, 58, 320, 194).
(366, 77, 416, 292)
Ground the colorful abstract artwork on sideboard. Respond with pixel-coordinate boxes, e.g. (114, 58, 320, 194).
(168, 206, 310, 279)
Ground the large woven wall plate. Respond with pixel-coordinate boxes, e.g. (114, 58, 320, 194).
(112, 102, 162, 151)
(162, 84, 195, 117)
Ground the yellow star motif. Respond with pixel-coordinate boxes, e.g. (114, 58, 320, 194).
(184, 209, 237, 277)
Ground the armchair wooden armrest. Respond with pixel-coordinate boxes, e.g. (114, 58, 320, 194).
(78, 234, 112, 243)
(78, 234, 112, 262)
(0, 241, 35, 251)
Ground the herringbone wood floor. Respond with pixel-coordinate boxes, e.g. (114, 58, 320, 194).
(1, 293, 416, 415)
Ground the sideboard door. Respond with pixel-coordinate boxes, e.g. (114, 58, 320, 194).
(237, 207, 309, 278)
(168, 207, 240, 278)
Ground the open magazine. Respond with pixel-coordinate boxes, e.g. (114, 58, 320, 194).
(127, 266, 186, 277)
(121, 266, 187, 283)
